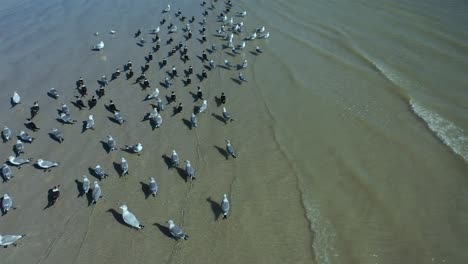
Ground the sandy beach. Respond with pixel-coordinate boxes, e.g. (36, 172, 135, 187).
(0, 0, 313, 263)
(2, 0, 468, 263)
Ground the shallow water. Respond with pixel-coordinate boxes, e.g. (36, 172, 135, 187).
(0, 0, 467, 263)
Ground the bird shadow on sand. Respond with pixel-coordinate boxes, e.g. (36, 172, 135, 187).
(75, 179, 84, 198)
(113, 162, 123, 177)
(214, 146, 229, 160)
(141, 113, 150, 122)
(86, 191, 94, 206)
(218, 65, 230, 70)
(214, 96, 222, 107)
(196, 74, 204, 82)
(100, 140, 111, 153)
(175, 167, 187, 182)
(108, 116, 122, 126)
(81, 121, 87, 133)
(154, 223, 172, 238)
(211, 113, 226, 124)
(182, 118, 193, 130)
(139, 181, 152, 199)
(107, 209, 127, 226)
(206, 197, 223, 220)
(230, 78, 242, 85)
(161, 155, 173, 169)
(189, 91, 199, 102)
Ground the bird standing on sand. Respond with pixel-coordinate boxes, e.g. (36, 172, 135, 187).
(221, 193, 230, 219)
(120, 157, 129, 176)
(185, 160, 195, 180)
(92, 181, 102, 204)
(107, 135, 116, 151)
(149, 177, 158, 197)
(168, 220, 189, 240)
(226, 140, 237, 158)
(119, 205, 144, 229)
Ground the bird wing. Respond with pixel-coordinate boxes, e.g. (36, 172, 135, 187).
(92, 186, 101, 201)
(123, 212, 140, 228)
(170, 225, 184, 238)
(150, 181, 157, 193)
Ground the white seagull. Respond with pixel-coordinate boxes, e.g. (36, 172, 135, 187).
(221, 193, 230, 219)
(119, 205, 144, 229)
(168, 220, 189, 240)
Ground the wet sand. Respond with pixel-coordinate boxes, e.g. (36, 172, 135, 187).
(0, 0, 313, 263)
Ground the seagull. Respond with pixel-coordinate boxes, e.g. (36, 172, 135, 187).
(168, 220, 189, 240)
(14, 140, 24, 156)
(155, 113, 162, 128)
(185, 160, 195, 180)
(113, 111, 125, 125)
(237, 41, 246, 49)
(1, 164, 13, 182)
(164, 4, 171, 13)
(190, 113, 198, 128)
(151, 27, 160, 34)
(92, 181, 102, 204)
(107, 135, 116, 151)
(156, 97, 164, 111)
(241, 59, 248, 69)
(94, 164, 108, 180)
(149, 177, 158, 197)
(2, 193, 14, 215)
(222, 107, 233, 123)
(8, 156, 31, 167)
(124, 143, 143, 154)
(110, 30, 116, 34)
(259, 32, 270, 39)
(11, 92, 21, 105)
(50, 128, 64, 143)
(256, 26, 265, 33)
(82, 175, 90, 195)
(85, 115, 95, 130)
(0, 234, 26, 248)
(171, 150, 180, 167)
(221, 193, 230, 219)
(119, 205, 144, 229)
(2, 126, 11, 142)
(94, 41, 104, 50)
(199, 100, 207, 113)
(224, 59, 233, 68)
(18, 131, 33, 143)
(59, 113, 77, 124)
(61, 104, 70, 115)
(146, 88, 159, 100)
(238, 11, 247, 17)
(48, 88, 60, 99)
(36, 159, 59, 171)
(239, 72, 247, 82)
(169, 25, 177, 33)
(120, 157, 129, 176)
(247, 32, 257, 40)
(226, 140, 237, 158)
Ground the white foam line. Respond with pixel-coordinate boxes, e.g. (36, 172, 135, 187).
(410, 99, 468, 161)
